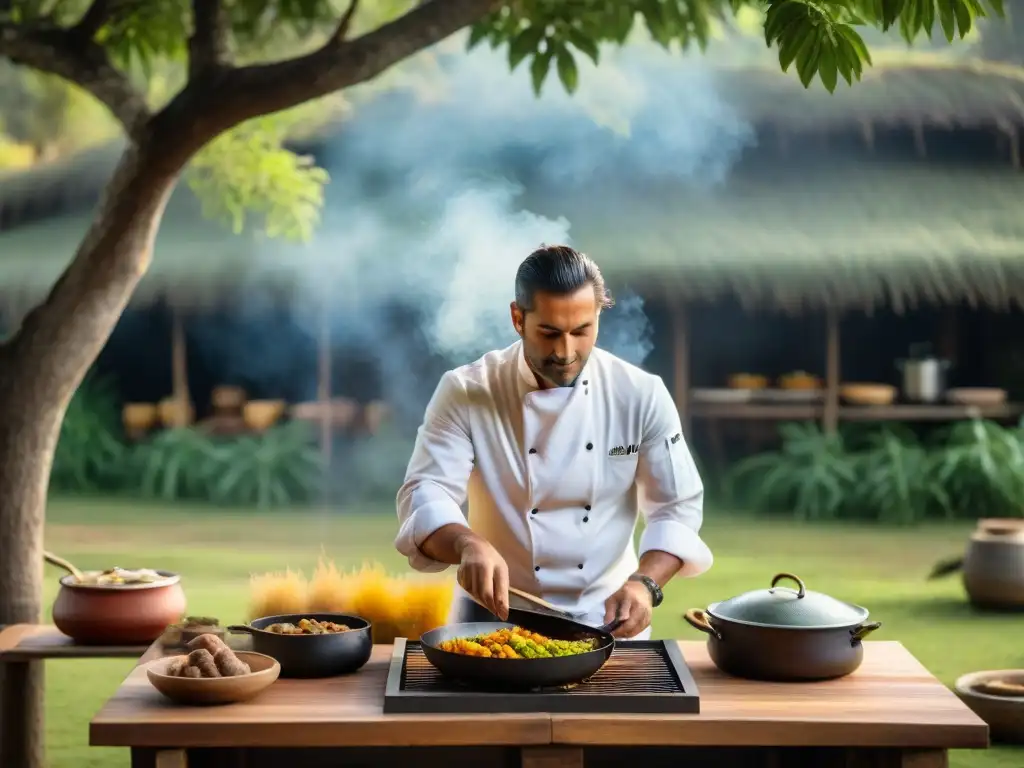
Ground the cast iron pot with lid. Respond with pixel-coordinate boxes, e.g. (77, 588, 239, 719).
(684, 573, 881, 682)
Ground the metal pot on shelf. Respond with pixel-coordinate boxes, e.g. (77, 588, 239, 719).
(684, 573, 881, 682)
(896, 343, 951, 404)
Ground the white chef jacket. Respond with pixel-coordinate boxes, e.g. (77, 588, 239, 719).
(395, 341, 712, 640)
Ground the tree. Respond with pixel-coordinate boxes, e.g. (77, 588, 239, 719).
(0, 0, 1006, 764)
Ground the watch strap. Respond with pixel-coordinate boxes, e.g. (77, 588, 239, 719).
(629, 573, 664, 608)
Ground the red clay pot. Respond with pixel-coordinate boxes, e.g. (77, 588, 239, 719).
(52, 571, 187, 645)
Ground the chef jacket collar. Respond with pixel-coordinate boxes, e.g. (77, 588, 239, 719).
(516, 342, 592, 394)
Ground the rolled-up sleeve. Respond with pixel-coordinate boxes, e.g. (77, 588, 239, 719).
(395, 371, 475, 572)
(635, 377, 713, 578)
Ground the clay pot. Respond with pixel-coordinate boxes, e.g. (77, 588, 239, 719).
(963, 519, 1024, 609)
(158, 397, 194, 428)
(244, 400, 286, 431)
(123, 403, 158, 431)
(46, 548, 188, 647)
(50, 566, 187, 645)
(211, 385, 246, 411)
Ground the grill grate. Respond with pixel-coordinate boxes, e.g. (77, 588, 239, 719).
(383, 639, 700, 714)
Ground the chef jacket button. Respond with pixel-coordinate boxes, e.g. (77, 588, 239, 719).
(529, 448, 537, 455)
(583, 516, 589, 523)
(531, 508, 538, 515)
(577, 563, 584, 569)
(534, 565, 540, 572)
(585, 504, 591, 511)
(583, 380, 589, 385)
(586, 442, 593, 451)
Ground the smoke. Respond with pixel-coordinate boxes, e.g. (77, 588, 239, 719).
(195, 32, 756, 495)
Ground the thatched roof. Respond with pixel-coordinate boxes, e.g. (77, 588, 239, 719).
(711, 55, 1024, 130)
(527, 159, 1024, 312)
(3, 153, 1024, 313)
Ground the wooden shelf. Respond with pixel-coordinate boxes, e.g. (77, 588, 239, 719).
(690, 402, 823, 420)
(690, 401, 1024, 421)
(840, 403, 1024, 421)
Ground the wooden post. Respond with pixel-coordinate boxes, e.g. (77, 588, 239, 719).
(170, 306, 190, 426)
(860, 120, 875, 152)
(0, 659, 44, 768)
(669, 297, 691, 438)
(1006, 125, 1020, 169)
(912, 122, 927, 158)
(317, 301, 332, 464)
(823, 307, 841, 435)
(937, 307, 958, 365)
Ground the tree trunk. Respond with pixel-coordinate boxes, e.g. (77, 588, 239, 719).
(0, 139, 186, 768)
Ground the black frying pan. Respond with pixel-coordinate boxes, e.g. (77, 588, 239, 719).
(419, 607, 624, 689)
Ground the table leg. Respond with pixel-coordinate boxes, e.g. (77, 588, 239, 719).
(896, 750, 947, 768)
(131, 748, 188, 768)
(0, 660, 45, 768)
(521, 747, 584, 768)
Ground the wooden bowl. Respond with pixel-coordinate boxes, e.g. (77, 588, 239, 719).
(146, 651, 280, 706)
(778, 371, 822, 391)
(158, 398, 194, 428)
(243, 400, 286, 431)
(840, 383, 897, 406)
(955, 669, 1024, 743)
(947, 388, 1008, 407)
(728, 373, 768, 390)
(211, 385, 247, 411)
(123, 403, 158, 431)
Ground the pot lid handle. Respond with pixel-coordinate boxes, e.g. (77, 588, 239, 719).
(769, 572, 806, 598)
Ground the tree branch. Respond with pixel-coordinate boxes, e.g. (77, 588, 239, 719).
(0, 20, 151, 137)
(189, 0, 230, 79)
(155, 0, 498, 143)
(334, 0, 359, 41)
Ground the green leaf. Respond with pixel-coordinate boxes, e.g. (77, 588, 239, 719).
(529, 49, 553, 96)
(508, 25, 546, 71)
(796, 35, 821, 87)
(566, 28, 600, 65)
(938, 0, 957, 38)
(778, 24, 816, 72)
(467, 23, 490, 50)
(555, 46, 579, 94)
(953, 0, 974, 37)
(818, 38, 838, 91)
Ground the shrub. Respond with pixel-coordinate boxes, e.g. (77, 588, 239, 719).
(51, 374, 130, 493)
(130, 422, 322, 509)
(726, 419, 1024, 524)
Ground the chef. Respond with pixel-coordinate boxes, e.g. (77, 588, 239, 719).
(394, 244, 712, 640)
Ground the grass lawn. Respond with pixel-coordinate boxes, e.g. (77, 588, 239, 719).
(35, 497, 1024, 768)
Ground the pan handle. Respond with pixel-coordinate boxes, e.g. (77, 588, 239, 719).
(597, 618, 626, 635)
(850, 621, 882, 644)
(684, 608, 723, 640)
(226, 625, 257, 635)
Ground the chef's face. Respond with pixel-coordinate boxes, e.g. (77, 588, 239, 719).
(511, 286, 599, 389)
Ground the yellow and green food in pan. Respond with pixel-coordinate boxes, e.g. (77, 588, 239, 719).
(438, 627, 596, 658)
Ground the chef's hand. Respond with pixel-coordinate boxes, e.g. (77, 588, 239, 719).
(603, 579, 653, 639)
(457, 537, 510, 621)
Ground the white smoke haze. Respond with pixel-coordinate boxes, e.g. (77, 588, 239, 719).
(202, 33, 757, 495)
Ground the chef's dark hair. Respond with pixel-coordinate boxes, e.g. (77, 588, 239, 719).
(514, 245, 614, 312)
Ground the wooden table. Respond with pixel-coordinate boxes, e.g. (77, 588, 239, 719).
(90, 640, 987, 768)
(0, 624, 153, 768)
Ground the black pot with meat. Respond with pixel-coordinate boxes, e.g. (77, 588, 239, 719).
(227, 612, 372, 678)
(684, 573, 881, 682)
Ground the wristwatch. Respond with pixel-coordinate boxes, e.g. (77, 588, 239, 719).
(629, 573, 664, 608)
